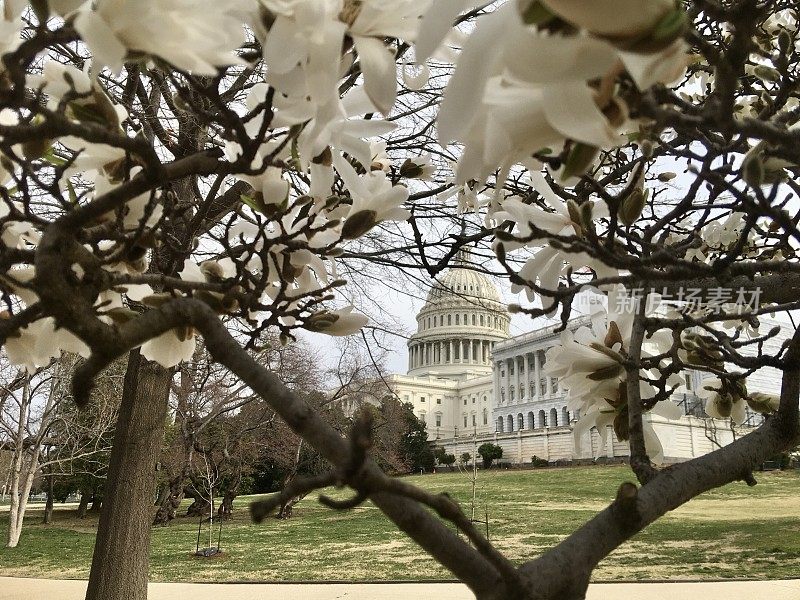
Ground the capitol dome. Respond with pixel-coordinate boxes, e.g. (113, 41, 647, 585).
(407, 259, 510, 380)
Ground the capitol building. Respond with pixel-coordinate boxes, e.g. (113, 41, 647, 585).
(368, 262, 785, 465)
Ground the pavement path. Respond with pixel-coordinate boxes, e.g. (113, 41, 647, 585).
(1, 578, 799, 600)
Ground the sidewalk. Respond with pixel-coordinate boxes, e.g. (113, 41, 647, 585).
(1, 577, 799, 600)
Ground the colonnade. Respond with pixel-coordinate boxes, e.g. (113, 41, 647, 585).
(493, 349, 557, 404)
(408, 338, 495, 370)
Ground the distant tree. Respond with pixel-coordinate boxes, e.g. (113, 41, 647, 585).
(461, 452, 472, 466)
(399, 404, 435, 473)
(478, 444, 503, 470)
(440, 453, 457, 471)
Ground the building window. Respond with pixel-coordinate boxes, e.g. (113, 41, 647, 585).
(540, 379, 547, 395)
(472, 397, 475, 404)
(471, 314, 476, 325)
(464, 416, 468, 427)
(420, 396, 426, 403)
(448, 315, 451, 326)
(403, 395, 409, 402)
(483, 395, 487, 403)
(472, 414, 476, 426)
(420, 412, 426, 423)
(436, 414, 442, 427)
(684, 373, 693, 391)
(509, 362, 515, 375)
(463, 398, 467, 406)
(480, 315, 484, 326)
(483, 409, 488, 425)
(510, 386, 515, 401)
(520, 386, 526, 399)
(455, 314, 460, 325)
(436, 398, 441, 404)
(551, 377, 558, 392)
(500, 388, 505, 402)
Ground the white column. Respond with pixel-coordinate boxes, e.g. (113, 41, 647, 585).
(523, 352, 529, 400)
(449, 340, 454, 364)
(534, 351, 541, 398)
(514, 354, 521, 404)
(493, 360, 501, 407)
(547, 355, 554, 395)
(503, 358, 510, 403)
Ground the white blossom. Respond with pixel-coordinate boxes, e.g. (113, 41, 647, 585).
(73, 0, 247, 74)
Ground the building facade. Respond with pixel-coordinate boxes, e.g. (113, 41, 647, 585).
(369, 265, 784, 465)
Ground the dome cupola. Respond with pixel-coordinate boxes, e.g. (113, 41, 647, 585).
(407, 252, 509, 380)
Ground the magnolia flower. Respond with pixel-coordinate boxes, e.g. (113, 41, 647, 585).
(332, 153, 410, 239)
(369, 141, 392, 172)
(494, 169, 615, 310)
(30, 61, 93, 108)
(73, 0, 247, 74)
(4, 317, 90, 373)
(264, 0, 425, 115)
(698, 376, 748, 425)
(92, 171, 164, 231)
(571, 393, 681, 464)
(0, 8, 23, 71)
(539, 0, 675, 37)
(140, 328, 196, 368)
(399, 154, 436, 180)
(436, 5, 624, 182)
(702, 212, 745, 248)
(417, 0, 689, 182)
(304, 305, 368, 336)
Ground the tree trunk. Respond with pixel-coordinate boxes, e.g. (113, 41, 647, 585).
(43, 473, 54, 524)
(218, 489, 236, 519)
(6, 379, 37, 548)
(77, 487, 91, 519)
(152, 469, 188, 526)
(89, 494, 103, 513)
(85, 350, 172, 600)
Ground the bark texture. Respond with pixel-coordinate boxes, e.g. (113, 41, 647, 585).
(84, 351, 171, 600)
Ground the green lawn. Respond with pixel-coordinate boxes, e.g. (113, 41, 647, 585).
(1, 465, 799, 582)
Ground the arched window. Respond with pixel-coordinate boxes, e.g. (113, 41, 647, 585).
(447, 315, 451, 326)
(538, 409, 547, 428)
(550, 407, 558, 427)
(497, 416, 504, 432)
(562, 406, 570, 425)
(471, 314, 476, 325)
(517, 413, 524, 430)
(507, 415, 514, 432)
(527, 411, 535, 429)
(480, 314, 484, 326)
(455, 314, 460, 325)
